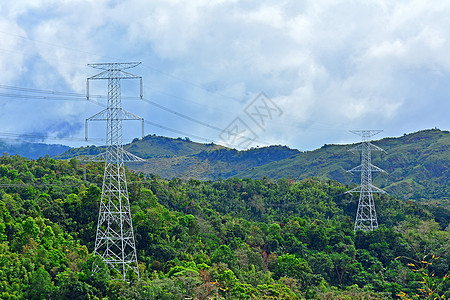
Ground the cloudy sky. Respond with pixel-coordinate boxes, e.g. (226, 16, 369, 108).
(0, 0, 449, 151)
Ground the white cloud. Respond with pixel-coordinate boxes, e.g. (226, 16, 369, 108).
(0, 19, 29, 83)
(0, 0, 448, 149)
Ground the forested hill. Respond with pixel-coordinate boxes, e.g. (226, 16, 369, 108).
(238, 129, 449, 202)
(55, 135, 301, 180)
(0, 154, 448, 298)
(56, 129, 449, 202)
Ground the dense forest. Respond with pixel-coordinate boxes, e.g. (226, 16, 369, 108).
(0, 154, 448, 299)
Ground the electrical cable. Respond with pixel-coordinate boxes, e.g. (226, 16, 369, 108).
(0, 92, 86, 101)
(0, 84, 271, 147)
(0, 84, 108, 100)
(0, 30, 245, 104)
(143, 120, 213, 143)
(0, 132, 103, 143)
(141, 98, 270, 146)
(141, 97, 223, 132)
(0, 84, 84, 97)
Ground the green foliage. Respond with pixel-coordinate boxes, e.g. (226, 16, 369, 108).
(27, 266, 54, 299)
(211, 245, 237, 270)
(0, 154, 448, 299)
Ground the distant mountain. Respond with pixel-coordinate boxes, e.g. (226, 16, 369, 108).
(55, 129, 449, 202)
(0, 139, 70, 159)
(237, 129, 449, 202)
(55, 134, 301, 179)
(56, 135, 226, 160)
(127, 143, 301, 179)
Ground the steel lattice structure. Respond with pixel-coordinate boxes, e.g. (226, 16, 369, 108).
(347, 130, 387, 232)
(86, 62, 144, 280)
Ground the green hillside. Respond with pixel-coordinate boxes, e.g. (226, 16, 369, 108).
(238, 129, 449, 202)
(55, 135, 225, 160)
(56, 129, 449, 203)
(56, 135, 301, 180)
(124, 144, 300, 179)
(0, 155, 448, 299)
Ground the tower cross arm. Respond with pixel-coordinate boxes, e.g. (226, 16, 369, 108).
(88, 70, 141, 80)
(348, 142, 386, 153)
(346, 184, 387, 194)
(120, 109, 144, 121)
(86, 109, 108, 121)
(86, 108, 143, 122)
(88, 62, 141, 70)
(367, 142, 386, 153)
(347, 163, 387, 174)
(84, 151, 107, 162)
(122, 149, 145, 162)
(349, 130, 383, 140)
(370, 184, 388, 194)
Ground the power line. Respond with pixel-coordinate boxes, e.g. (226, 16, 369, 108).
(0, 84, 270, 147)
(142, 97, 223, 132)
(0, 84, 225, 134)
(0, 30, 246, 104)
(141, 104, 270, 147)
(0, 84, 83, 97)
(0, 132, 103, 143)
(0, 30, 296, 138)
(143, 119, 214, 143)
(0, 84, 216, 130)
(141, 96, 269, 146)
(0, 92, 86, 101)
(0, 84, 220, 140)
(0, 84, 108, 100)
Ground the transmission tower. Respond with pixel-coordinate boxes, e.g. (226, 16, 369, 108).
(347, 130, 387, 232)
(86, 62, 144, 280)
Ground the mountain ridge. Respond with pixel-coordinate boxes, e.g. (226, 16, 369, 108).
(54, 128, 449, 202)
(6, 128, 449, 202)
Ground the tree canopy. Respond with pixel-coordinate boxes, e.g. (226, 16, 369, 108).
(0, 154, 448, 299)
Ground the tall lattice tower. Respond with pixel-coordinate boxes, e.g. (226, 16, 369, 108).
(86, 62, 144, 280)
(347, 130, 387, 232)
